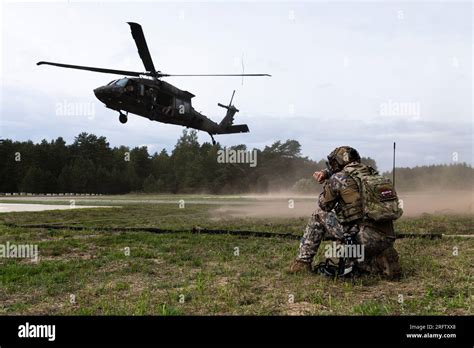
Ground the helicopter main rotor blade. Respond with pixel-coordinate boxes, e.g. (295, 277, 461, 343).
(127, 22, 157, 76)
(37, 61, 147, 77)
(161, 74, 272, 77)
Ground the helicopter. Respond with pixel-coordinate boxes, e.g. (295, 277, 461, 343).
(37, 22, 270, 144)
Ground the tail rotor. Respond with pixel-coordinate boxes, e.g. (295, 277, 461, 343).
(218, 90, 239, 128)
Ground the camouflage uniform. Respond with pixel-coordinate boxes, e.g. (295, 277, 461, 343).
(296, 163, 398, 275)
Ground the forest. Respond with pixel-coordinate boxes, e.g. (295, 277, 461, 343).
(0, 131, 471, 194)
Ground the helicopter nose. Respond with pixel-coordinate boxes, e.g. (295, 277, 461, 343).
(93, 86, 109, 102)
(94, 85, 121, 103)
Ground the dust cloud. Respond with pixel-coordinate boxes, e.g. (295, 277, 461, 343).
(211, 191, 473, 219)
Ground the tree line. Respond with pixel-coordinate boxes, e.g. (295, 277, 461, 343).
(0, 131, 471, 194)
(383, 164, 473, 192)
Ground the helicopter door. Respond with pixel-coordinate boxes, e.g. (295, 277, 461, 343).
(155, 92, 174, 115)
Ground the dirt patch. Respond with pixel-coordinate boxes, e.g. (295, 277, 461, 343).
(285, 301, 327, 315)
(215, 277, 230, 287)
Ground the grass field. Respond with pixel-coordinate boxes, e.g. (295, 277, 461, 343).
(0, 196, 472, 315)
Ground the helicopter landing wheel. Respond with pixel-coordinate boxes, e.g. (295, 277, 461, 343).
(119, 112, 128, 124)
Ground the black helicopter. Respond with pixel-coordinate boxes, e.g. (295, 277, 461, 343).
(37, 22, 270, 144)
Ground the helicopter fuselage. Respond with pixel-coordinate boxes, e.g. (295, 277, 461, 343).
(94, 77, 222, 134)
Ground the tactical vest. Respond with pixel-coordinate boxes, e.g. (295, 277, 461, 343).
(343, 163, 403, 222)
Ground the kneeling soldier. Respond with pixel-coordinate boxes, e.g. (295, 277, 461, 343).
(289, 146, 402, 280)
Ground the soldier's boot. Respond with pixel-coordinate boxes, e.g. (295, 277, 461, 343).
(355, 259, 375, 275)
(375, 247, 401, 280)
(288, 259, 312, 274)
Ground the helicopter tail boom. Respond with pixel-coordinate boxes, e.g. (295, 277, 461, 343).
(219, 124, 249, 134)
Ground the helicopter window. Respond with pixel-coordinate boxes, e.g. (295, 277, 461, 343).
(125, 80, 135, 93)
(107, 80, 118, 86)
(175, 99, 190, 114)
(115, 79, 129, 87)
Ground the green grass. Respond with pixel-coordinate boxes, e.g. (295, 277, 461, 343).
(0, 197, 472, 315)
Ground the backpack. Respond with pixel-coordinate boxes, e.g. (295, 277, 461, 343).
(344, 165, 403, 222)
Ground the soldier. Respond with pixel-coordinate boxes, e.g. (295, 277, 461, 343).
(289, 146, 402, 280)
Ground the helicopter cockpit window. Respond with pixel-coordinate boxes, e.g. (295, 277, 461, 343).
(114, 79, 129, 87)
(107, 80, 118, 86)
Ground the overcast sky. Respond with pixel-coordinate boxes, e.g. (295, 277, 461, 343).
(1, 0, 472, 171)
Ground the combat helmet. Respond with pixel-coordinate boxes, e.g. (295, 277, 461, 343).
(327, 146, 361, 173)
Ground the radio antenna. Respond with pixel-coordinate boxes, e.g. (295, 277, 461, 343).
(392, 142, 396, 188)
